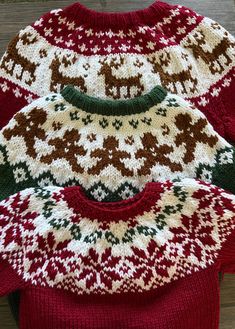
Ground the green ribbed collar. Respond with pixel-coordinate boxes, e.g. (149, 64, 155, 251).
(61, 85, 167, 116)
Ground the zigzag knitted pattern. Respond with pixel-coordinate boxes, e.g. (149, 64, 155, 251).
(0, 1, 234, 141)
(0, 85, 234, 202)
(0, 179, 235, 329)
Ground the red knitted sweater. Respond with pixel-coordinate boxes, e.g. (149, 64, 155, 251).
(0, 1, 234, 141)
(0, 179, 235, 329)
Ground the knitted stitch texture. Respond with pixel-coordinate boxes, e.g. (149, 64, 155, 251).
(0, 1, 234, 141)
(0, 85, 234, 202)
(0, 179, 235, 329)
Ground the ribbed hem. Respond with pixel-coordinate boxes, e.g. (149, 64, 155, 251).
(61, 85, 167, 116)
(62, 1, 171, 28)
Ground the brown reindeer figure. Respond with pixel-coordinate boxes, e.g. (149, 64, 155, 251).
(185, 30, 235, 74)
(49, 54, 87, 93)
(147, 53, 198, 94)
(98, 56, 144, 99)
(0, 32, 39, 86)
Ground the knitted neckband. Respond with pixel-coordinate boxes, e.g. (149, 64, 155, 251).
(63, 182, 164, 221)
(61, 85, 167, 116)
(63, 1, 169, 28)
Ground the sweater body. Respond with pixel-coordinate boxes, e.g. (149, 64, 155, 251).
(0, 86, 234, 201)
(0, 1, 234, 140)
(0, 179, 235, 328)
(15, 268, 219, 329)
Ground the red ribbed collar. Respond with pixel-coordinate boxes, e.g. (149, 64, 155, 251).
(63, 1, 170, 28)
(63, 182, 164, 221)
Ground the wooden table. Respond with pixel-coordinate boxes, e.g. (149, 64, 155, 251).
(0, 1, 235, 328)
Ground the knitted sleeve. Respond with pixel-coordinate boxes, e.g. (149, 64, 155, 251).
(0, 190, 35, 295)
(0, 259, 25, 296)
(0, 29, 39, 128)
(215, 190, 235, 275)
(163, 4, 235, 142)
(171, 95, 235, 194)
(0, 95, 53, 201)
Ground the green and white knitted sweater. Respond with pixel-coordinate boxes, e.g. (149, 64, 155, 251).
(0, 85, 234, 201)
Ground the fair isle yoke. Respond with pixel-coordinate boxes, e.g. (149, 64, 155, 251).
(0, 85, 234, 202)
(0, 1, 234, 140)
(0, 179, 235, 329)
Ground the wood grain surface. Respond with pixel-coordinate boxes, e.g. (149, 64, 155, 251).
(0, 1, 234, 328)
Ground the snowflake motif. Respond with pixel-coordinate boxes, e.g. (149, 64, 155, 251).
(117, 30, 125, 38)
(55, 36, 64, 44)
(85, 28, 93, 37)
(133, 44, 143, 52)
(82, 114, 93, 125)
(70, 110, 80, 121)
(223, 78, 231, 87)
(177, 27, 186, 35)
(13, 88, 22, 98)
(13, 167, 27, 183)
(163, 17, 172, 25)
(128, 119, 139, 129)
(104, 45, 113, 53)
(95, 31, 104, 38)
(54, 103, 66, 112)
(46, 95, 57, 102)
(138, 26, 148, 34)
(141, 117, 152, 125)
(99, 118, 109, 128)
(127, 29, 136, 38)
(147, 41, 156, 50)
(211, 88, 221, 97)
(80, 44, 88, 52)
(159, 37, 168, 45)
(105, 29, 114, 38)
(67, 21, 75, 30)
(170, 8, 180, 17)
(112, 119, 123, 130)
(198, 97, 208, 107)
(119, 44, 130, 52)
(169, 36, 176, 43)
(65, 40, 75, 47)
(218, 150, 234, 165)
(200, 168, 213, 182)
(27, 233, 72, 281)
(44, 27, 53, 37)
(34, 18, 44, 27)
(58, 16, 66, 25)
(25, 94, 34, 104)
(0, 81, 9, 92)
(166, 98, 180, 107)
(91, 45, 101, 53)
(187, 16, 197, 25)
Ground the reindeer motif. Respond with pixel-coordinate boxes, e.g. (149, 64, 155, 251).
(185, 30, 235, 74)
(147, 53, 198, 94)
(98, 56, 144, 99)
(49, 54, 87, 93)
(0, 32, 39, 85)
